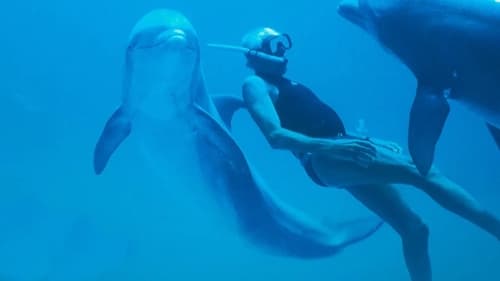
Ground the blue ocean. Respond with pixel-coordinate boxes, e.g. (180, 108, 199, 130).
(0, 0, 498, 280)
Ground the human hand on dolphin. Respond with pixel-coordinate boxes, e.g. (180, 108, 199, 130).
(367, 138, 403, 154)
(346, 128, 403, 155)
(326, 138, 378, 168)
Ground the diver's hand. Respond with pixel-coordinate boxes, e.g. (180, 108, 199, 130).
(368, 138, 403, 154)
(327, 138, 377, 168)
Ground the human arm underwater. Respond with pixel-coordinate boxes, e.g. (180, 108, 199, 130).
(242, 75, 377, 166)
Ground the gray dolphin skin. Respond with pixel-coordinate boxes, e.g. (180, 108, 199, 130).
(93, 9, 383, 259)
(337, 0, 500, 175)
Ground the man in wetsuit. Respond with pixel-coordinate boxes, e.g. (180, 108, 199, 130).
(209, 27, 500, 281)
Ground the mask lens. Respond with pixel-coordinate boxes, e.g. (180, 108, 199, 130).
(265, 34, 292, 56)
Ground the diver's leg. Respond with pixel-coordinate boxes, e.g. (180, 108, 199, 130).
(346, 184, 431, 281)
(312, 143, 500, 239)
(414, 170, 500, 240)
(310, 144, 424, 187)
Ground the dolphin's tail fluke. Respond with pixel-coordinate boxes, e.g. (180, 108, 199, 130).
(254, 178, 384, 258)
(322, 216, 383, 248)
(93, 106, 132, 174)
(194, 100, 384, 258)
(211, 95, 384, 257)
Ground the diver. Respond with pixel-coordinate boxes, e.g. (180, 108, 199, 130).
(208, 27, 500, 281)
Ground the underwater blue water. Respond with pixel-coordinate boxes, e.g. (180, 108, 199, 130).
(0, 0, 498, 280)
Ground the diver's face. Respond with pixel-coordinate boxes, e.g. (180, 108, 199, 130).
(247, 56, 288, 76)
(245, 33, 291, 76)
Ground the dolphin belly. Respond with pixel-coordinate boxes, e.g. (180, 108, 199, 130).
(459, 95, 500, 128)
(452, 64, 500, 127)
(93, 15, 199, 174)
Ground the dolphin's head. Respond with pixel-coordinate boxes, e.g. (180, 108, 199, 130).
(127, 9, 199, 51)
(125, 9, 201, 120)
(337, 0, 402, 36)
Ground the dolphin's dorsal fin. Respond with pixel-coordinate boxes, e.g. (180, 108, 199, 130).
(408, 84, 450, 176)
(486, 123, 500, 149)
(212, 95, 245, 130)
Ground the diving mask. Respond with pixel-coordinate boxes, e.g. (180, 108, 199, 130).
(207, 33, 292, 64)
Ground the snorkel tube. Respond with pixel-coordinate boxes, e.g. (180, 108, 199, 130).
(207, 43, 287, 64)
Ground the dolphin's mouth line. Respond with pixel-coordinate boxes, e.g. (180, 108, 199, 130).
(134, 28, 196, 51)
(134, 37, 196, 51)
(134, 43, 197, 51)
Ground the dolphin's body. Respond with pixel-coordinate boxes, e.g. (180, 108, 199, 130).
(93, 9, 382, 258)
(338, 0, 500, 175)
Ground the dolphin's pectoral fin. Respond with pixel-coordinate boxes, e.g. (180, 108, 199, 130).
(93, 106, 132, 175)
(322, 217, 384, 246)
(212, 95, 245, 130)
(486, 123, 500, 149)
(408, 85, 450, 176)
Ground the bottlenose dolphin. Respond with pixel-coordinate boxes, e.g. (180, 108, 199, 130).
(93, 9, 383, 258)
(337, 0, 500, 175)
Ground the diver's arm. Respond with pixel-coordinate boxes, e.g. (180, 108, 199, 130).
(242, 76, 376, 159)
(242, 75, 330, 152)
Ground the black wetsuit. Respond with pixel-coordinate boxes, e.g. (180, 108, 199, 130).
(258, 74, 346, 187)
